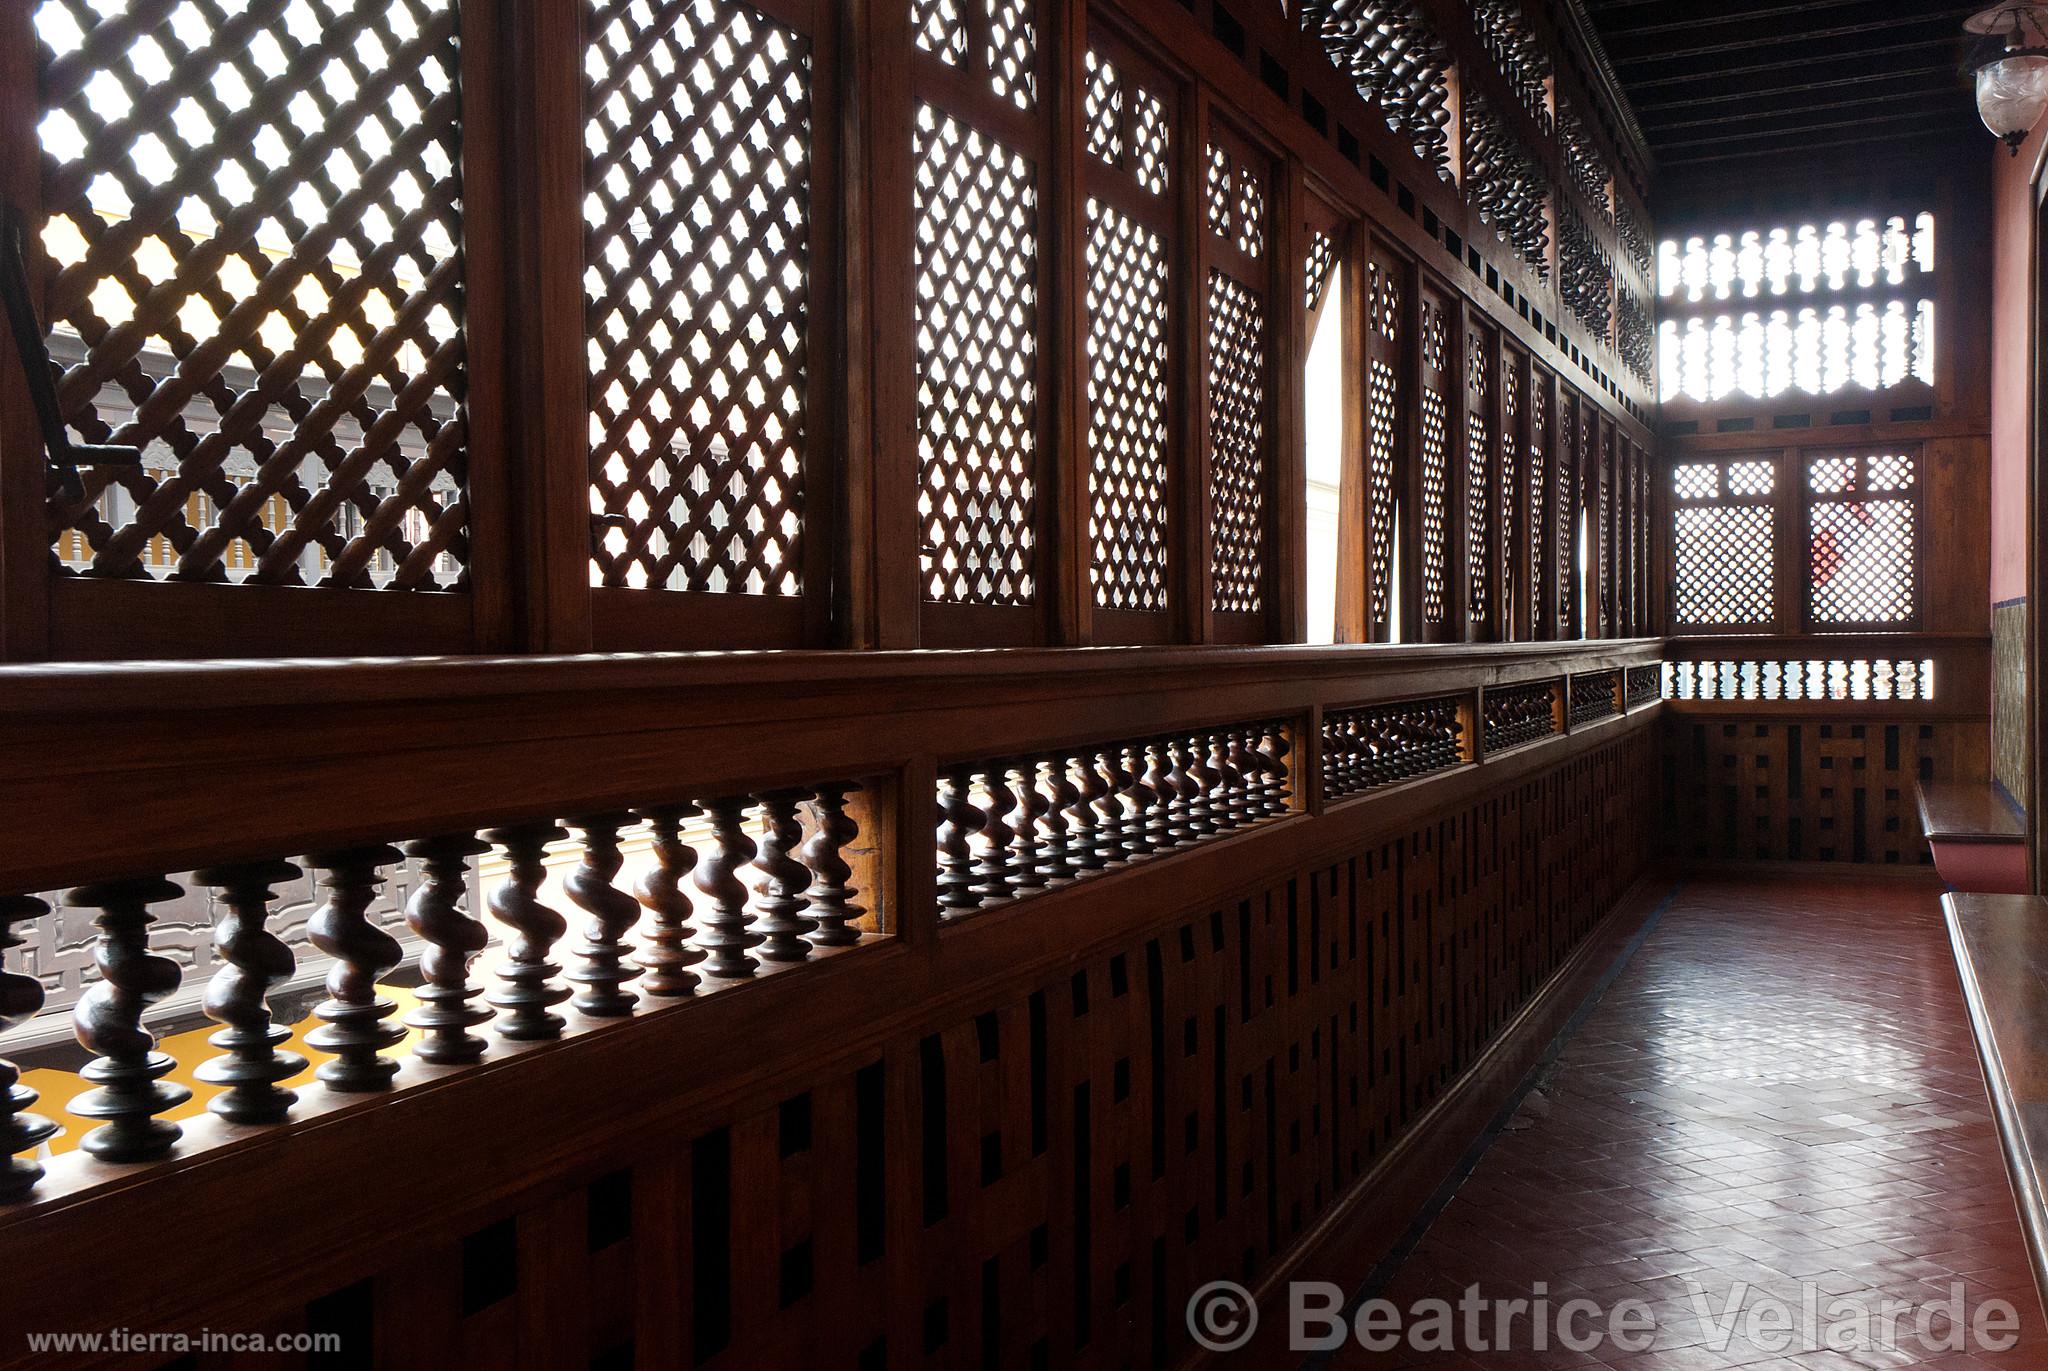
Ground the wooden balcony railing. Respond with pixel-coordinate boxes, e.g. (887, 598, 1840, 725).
(0, 640, 1664, 1368)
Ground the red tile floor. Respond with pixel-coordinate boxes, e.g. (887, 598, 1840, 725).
(1323, 873, 2042, 1369)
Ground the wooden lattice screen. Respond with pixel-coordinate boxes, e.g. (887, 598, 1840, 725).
(583, 0, 833, 648)
(1463, 314, 1495, 636)
(1805, 449, 1919, 631)
(912, 0, 1048, 641)
(1359, 237, 1405, 643)
(22, 0, 487, 657)
(1201, 118, 1274, 639)
(1669, 456, 1776, 630)
(1415, 284, 1453, 640)
(1082, 29, 1176, 642)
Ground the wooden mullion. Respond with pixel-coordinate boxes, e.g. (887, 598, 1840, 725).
(848, 0, 922, 648)
(801, 0, 845, 647)
(0, 0, 48, 660)
(1269, 155, 1308, 645)
(504, 0, 594, 654)
(1776, 446, 1803, 636)
(1050, 0, 1090, 644)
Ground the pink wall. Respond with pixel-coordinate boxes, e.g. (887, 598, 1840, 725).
(1990, 124, 2045, 604)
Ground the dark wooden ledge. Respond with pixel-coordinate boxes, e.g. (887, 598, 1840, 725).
(1919, 782, 2025, 845)
(1945, 893, 2048, 1316)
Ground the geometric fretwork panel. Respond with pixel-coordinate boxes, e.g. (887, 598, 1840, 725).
(585, 0, 813, 595)
(1297, 0, 1453, 184)
(1527, 377, 1546, 634)
(1673, 506, 1773, 628)
(35, 0, 470, 588)
(1465, 333, 1491, 627)
(1367, 356, 1399, 633)
(1808, 451, 1917, 628)
(914, 104, 1041, 605)
(1086, 201, 1170, 612)
(1208, 270, 1268, 613)
(1662, 718, 1953, 865)
(1462, 93, 1549, 278)
(1418, 299, 1450, 628)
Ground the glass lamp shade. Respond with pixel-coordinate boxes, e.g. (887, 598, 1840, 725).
(1977, 52, 2048, 146)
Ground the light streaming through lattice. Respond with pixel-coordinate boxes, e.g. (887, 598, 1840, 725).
(1659, 215, 1934, 302)
(35, 0, 469, 588)
(1658, 302, 1935, 403)
(1208, 271, 1268, 613)
(1808, 451, 1916, 627)
(914, 105, 1041, 605)
(584, 0, 813, 595)
(1669, 458, 1774, 628)
(1086, 202, 1171, 613)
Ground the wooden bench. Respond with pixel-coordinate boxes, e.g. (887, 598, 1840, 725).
(1917, 781, 2027, 894)
(1945, 893, 2048, 1314)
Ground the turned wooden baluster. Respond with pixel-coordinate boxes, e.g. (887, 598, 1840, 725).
(1182, 733, 1218, 836)
(0, 896, 59, 1198)
(634, 803, 705, 994)
(68, 877, 191, 1159)
(482, 823, 573, 1041)
(1007, 762, 1048, 891)
(696, 797, 762, 976)
(800, 784, 865, 946)
(1141, 742, 1179, 851)
(1258, 726, 1291, 815)
(305, 846, 406, 1092)
(400, 834, 494, 1063)
(937, 767, 986, 912)
(754, 789, 818, 962)
(566, 813, 643, 1015)
(1068, 752, 1110, 871)
(1043, 753, 1080, 876)
(1122, 744, 1160, 859)
(192, 860, 308, 1123)
(1209, 733, 1246, 828)
(1162, 738, 1198, 845)
(973, 768, 1016, 900)
(1093, 747, 1131, 862)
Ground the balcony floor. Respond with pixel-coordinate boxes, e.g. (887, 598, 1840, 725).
(1328, 873, 2042, 1368)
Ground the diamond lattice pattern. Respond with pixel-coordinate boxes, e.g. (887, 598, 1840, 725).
(584, 0, 813, 595)
(1208, 270, 1267, 613)
(36, 0, 470, 588)
(1809, 451, 1916, 626)
(914, 105, 1041, 605)
(1086, 201, 1170, 612)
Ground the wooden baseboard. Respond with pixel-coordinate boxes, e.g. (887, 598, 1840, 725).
(1189, 871, 1679, 1370)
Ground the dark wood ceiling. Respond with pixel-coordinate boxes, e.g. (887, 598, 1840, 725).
(1576, 0, 1985, 184)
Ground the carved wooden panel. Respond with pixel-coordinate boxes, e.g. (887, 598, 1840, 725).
(1558, 101, 1611, 223)
(1461, 94, 1549, 279)
(1203, 126, 1272, 619)
(1418, 289, 1452, 633)
(1463, 322, 1493, 632)
(1295, 0, 1453, 184)
(1471, 0, 1553, 136)
(1083, 39, 1175, 620)
(1558, 202, 1613, 344)
(1361, 242, 1404, 642)
(1526, 366, 1549, 638)
(1662, 718, 1967, 865)
(914, 105, 1042, 607)
(1669, 456, 1775, 631)
(1569, 671, 1618, 725)
(34, 0, 470, 589)
(1805, 450, 1918, 630)
(584, 0, 815, 598)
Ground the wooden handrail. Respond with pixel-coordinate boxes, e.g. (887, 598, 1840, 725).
(0, 639, 1666, 897)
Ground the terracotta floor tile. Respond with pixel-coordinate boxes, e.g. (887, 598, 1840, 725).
(1321, 875, 2039, 1368)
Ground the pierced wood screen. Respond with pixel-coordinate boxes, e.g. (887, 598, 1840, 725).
(1417, 288, 1452, 634)
(1361, 243, 1404, 642)
(1463, 321, 1494, 633)
(1526, 365, 1550, 638)
(1321, 695, 1465, 799)
(1461, 94, 1549, 280)
(1499, 346, 1520, 636)
(1203, 126, 1271, 620)
(1471, 0, 1553, 135)
(1558, 203, 1612, 343)
(584, 0, 816, 604)
(912, 0, 1045, 615)
(1555, 391, 1582, 635)
(1669, 456, 1775, 630)
(1296, 0, 1453, 183)
(1596, 421, 1614, 635)
(1083, 39, 1174, 623)
(1558, 101, 1611, 222)
(1806, 450, 1918, 630)
(34, 0, 470, 591)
